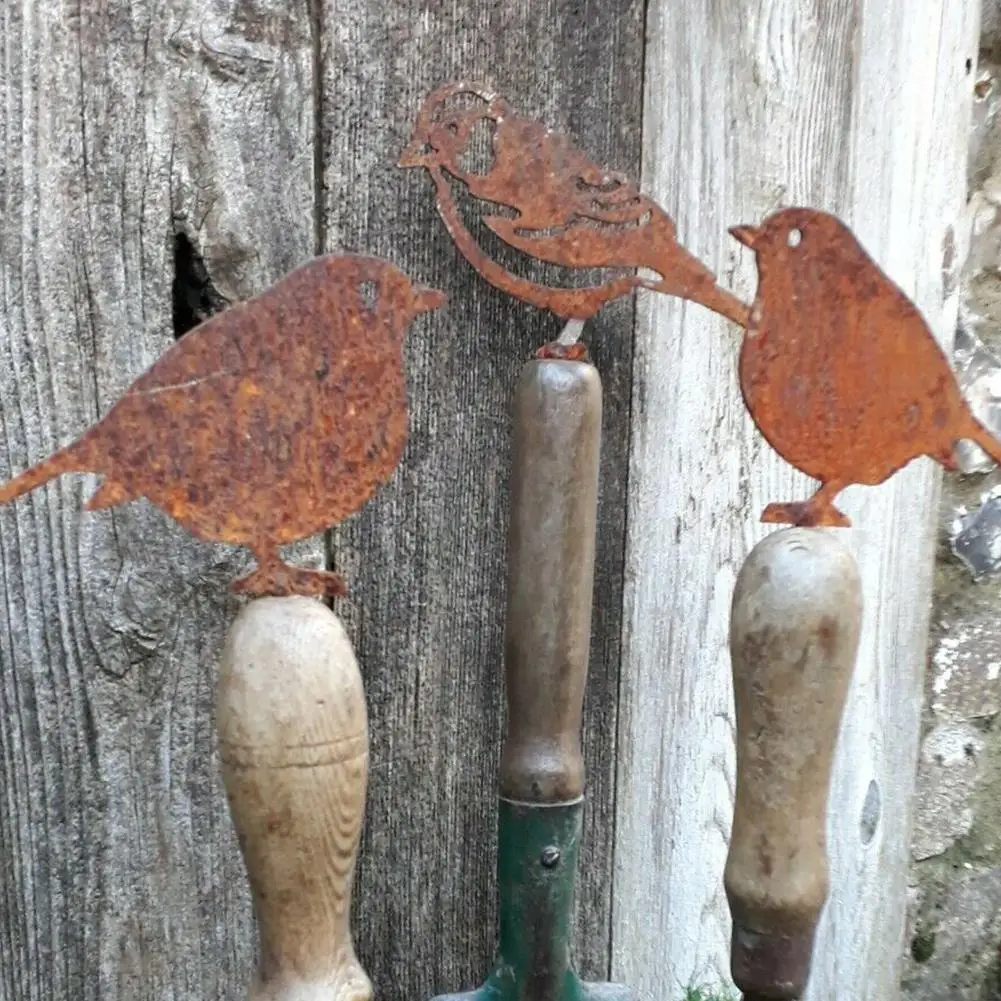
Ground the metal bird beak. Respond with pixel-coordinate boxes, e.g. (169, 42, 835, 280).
(412, 287, 447, 314)
(398, 139, 430, 168)
(729, 225, 760, 250)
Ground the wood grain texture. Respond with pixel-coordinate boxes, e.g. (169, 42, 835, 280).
(0, 0, 316, 997)
(2, 2, 974, 1000)
(614, 2, 980, 998)
(218, 597, 371, 1001)
(318, 2, 644, 997)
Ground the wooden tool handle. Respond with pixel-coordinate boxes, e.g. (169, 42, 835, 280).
(725, 528, 862, 1000)
(217, 596, 372, 1001)
(499, 359, 602, 804)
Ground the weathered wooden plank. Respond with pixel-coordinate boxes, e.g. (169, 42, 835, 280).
(0, 1, 315, 997)
(614, 2, 979, 998)
(318, 4, 643, 998)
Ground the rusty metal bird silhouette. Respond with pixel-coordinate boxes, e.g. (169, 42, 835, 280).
(729, 207, 1001, 527)
(400, 81, 749, 358)
(0, 254, 445, 597)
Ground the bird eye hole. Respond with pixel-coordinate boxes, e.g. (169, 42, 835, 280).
(458, 117, 495, 175)
(787, 228, 803, 248)
(446, 121, 460, 135)
(359, 280, 379, 311)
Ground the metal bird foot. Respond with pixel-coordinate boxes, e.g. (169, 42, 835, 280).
(400, 80, 750, 357)
(729, 207, 1001, 527)
(231, 560, 349, 600)
(0, 254, 446, 598)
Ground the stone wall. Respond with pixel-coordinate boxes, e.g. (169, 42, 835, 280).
(902, 6, 1001, 997)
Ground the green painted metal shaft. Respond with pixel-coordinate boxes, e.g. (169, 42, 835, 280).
(492, 800, 581, 1001)
(433, 800, 628, 1001)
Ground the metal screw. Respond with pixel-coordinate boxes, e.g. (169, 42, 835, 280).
(540, 846, 561, 868)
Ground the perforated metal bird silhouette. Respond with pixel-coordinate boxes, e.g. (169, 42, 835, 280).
(0, 254, 446, 597)
(730, 207, 1001, 527)
(400, 82, 748, 357)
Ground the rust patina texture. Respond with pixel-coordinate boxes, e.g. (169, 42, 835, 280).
(400, 82, 749, 357)
(0, 254, 445, 597)
(730, 208, 1001, 527)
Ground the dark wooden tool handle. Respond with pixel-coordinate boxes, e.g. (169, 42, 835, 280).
(725, 528, 862, 1000)
(498, 359, 602, 803)
(217, 597, 372, 1001)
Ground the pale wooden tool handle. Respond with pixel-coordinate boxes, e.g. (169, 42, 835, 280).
(499, 358, 602, 804)
(217, 596, 372, 1001)
(725, 528, 862, 1000)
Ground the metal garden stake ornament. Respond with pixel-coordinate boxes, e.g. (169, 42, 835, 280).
(0, 254, 445, 597)
(430, 339, 630, 1001)
(0, 74, 996, 1001)
(399, 81, 749, 358)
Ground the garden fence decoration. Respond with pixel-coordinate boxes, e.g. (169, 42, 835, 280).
(1, 79, 999, 1001)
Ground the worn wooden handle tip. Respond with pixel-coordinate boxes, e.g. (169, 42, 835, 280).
(217, 596, 372, 1001)
(725, 528, 862, 999)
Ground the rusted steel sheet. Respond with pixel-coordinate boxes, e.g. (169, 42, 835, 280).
(730, 207, 1001, 528)
(0, 254, 445, 597)
(400, 81, 749, 357)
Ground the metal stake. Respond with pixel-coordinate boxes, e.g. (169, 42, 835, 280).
(432, 355, 629, 1001)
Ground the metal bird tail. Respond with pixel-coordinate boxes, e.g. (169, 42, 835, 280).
(966, 416, 1001, 469)
(0, 441, 91, 507)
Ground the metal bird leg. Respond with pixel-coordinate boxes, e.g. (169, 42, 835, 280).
(558, 319, 587, 346)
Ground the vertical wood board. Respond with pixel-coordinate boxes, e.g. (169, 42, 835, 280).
(318, 2, 644, 996)
(0, 1, 316, 997)
(613, 2, 980, 999)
